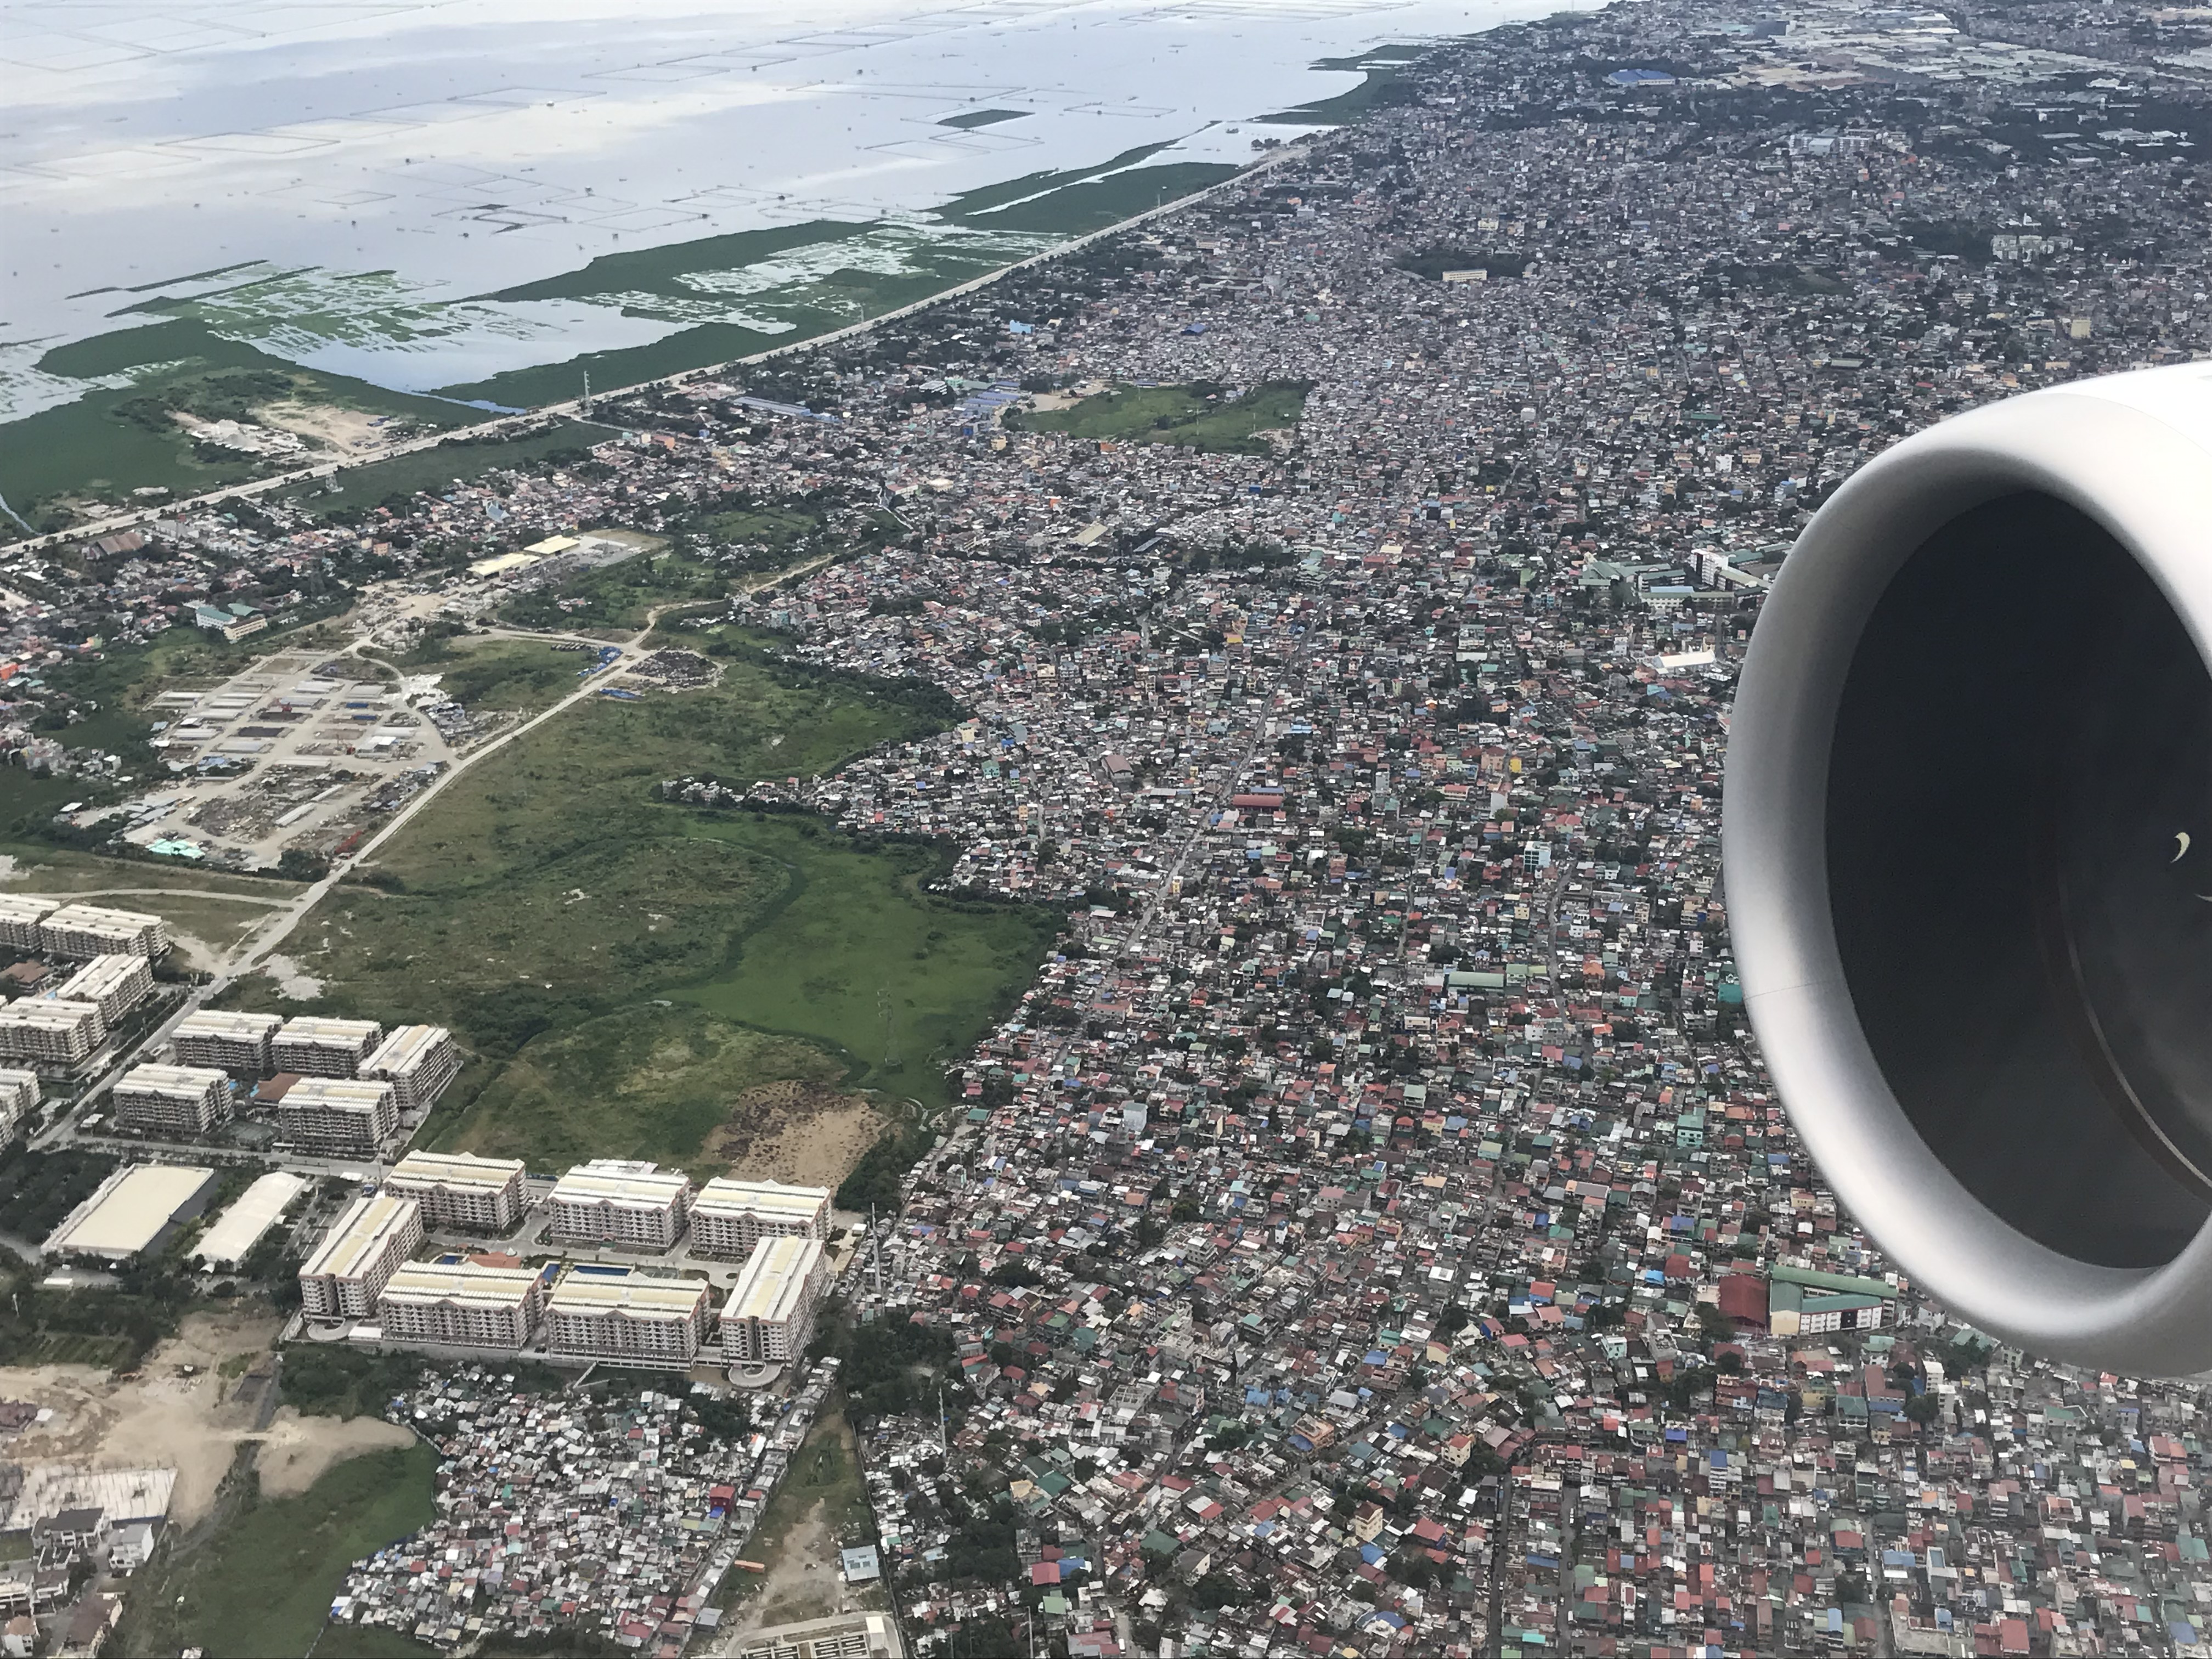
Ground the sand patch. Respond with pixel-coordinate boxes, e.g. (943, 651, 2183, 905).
(704, 1083, 887, 1191)
(261, 953, 325, 999)
(252, 1406, 414, 1497)
(257, 400, 391, 455)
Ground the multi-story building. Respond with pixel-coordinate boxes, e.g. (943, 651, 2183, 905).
(111, 1064, 230, 1137)
(0, 1000, 105, 1068)
(542, 1268, 713, 1363)
(548, 1161, 693, 1250)
(298, 1193, 423, 1321)
(0, 1069, 38, 1139)
(0, 896, 58, 952)
(53, 955, 153, 1025)
(689, 1177, 832, 1257)
(721, 1235, 831, 1365)
(38, 904, 168, 961)
(172, 1009, 281, 1077)
(359, 1025, 461, 1115)
(276, 1077, 398, 1158)
(377, 1260, 548, 1349)
(385, 1150, 527, 1233)
(273, 1016, 383, 1078)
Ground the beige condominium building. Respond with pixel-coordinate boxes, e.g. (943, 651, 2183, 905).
(386, 1150, 527, 1233)
(543, 1268, 713, 1363)
(276, 1077, 398, 1158)
(0, 1069, 38, 1138)
(38, 904, 168, 960)
(548, 1160, 694, 1250)
(172, 1009, 281, 1077)
(273, 1015, 383, 1079)
(690, 1177, 832, 1258)
(0, 1000, 106, 1068)
(299, 1193, 424, 1320)
(0, 896, 57, 952)
(111, 1063, 230, 1137)
(377, 1260, 549, 1349)
(721, 1235, 832, 1365)
(359, 1025, 461, 1115)
(53, 955, 153, 1025)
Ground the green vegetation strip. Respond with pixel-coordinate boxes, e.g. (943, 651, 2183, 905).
(1006, 380, 1307, 455)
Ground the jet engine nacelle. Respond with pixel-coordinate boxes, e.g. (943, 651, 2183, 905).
(1724, 364, 2212, 1375)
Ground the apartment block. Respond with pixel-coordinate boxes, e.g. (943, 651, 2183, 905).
(0, 1000, 105, 1067)
(276, 1077, 398, 1158)
(386, 1150, 527, 1233)
(690, 1177, 832, 1258)
(548, 1160, 693, 1250)
(377, 1260, 548, 1349)
(111, 1063, 230, 1137)
(0, 896, 58, 952)
(721, 1235, 832, 1365)
(298, 1193, 424, 1321)
(53, 955, 153, 1025)
(273, 1015, 383, 1079)
(0, 1069, 38, 1138)
(172, 1009, 281, 1077)
(543, 1268, 712, 1363)
(359, 1025, 461, 1115)
(38, 904, 168, 961)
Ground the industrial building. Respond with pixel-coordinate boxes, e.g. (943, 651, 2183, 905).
(38, 904, 169, 961)
(721, 1235, 831, 1365)
(377, 1260, 549, 1348)
(52, 955, 153, 1025)
(44, 1164, 218, 1263)
(0, 896, 57, 952)
(0, 1000, 105, 1067)
(299, 1193, 424, 1320)
(548, 1161, 693, 1250)
(191, 1171, 308, 1269)
(275, 1077, 397, 1158)
(273, 1015, 383, 1078)
(542, 1268, 712, 1363)
(0, 1068, 37, 1138)
(359, 1025, 461, 1115)
(111, 1063, 230, 1137)
(689, 1177, 831, 1258)
(172, 1009, 281, 1077)
(384, 1150, 527, 1233)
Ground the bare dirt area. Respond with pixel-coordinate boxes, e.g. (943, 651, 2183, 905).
(257, 400, 390, 455)
(704, 1082, 885, 1189)
(0, 1311, 404, 1523)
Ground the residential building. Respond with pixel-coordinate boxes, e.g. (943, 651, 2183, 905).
(276, 1077, 398, 1158)
(721, 1235, 831, 1364)
(53, 954, 153, 1025)
(0, 1069, 37, 1138)
(385, 1150, 527, 1233)
(111, 1063, 230, 1137)
(273, 1015, 383, 1077)
(689, 1177, 832, 1257)
(548, 1160, 693, 1250)
(299, 1193, 424, 1320)
(38, 904, 168, 960)
(377, 1260, 549, 1348)
(172, 1009, 281, 1077)
(0, 896, 58, 952)
(0, 1000, 105, 1067)
(359, 1024, 461, 1115)
(542, 1268, 713, 1363)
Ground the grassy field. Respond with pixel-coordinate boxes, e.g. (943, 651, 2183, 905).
(149, 1444, 438, 1659)
(1007, 380, 1307, 454)
(0, 839, 301, 899)
(398, 635, 585, 714)
(719, 1408, 885, 1624)
(218, 653, 1058, 1171)
(278, 420, 611, 520)
(498, 547, 723, 633)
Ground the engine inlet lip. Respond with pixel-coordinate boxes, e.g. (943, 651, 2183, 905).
(1723, 371, 2212, 1375)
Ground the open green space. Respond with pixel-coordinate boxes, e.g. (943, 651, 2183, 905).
(396, 635, 583, 714)
(0, 839, 301, 899)
(1, 318, 484, 527)
(1006, 380, 1307, 454)
(960, 162, 1240, 238)
(137, 1444, 438, 1659)
(497, 545, 720, 633)
(1258, 50, 1427, 124)
(718, 1408, 884, 1622)
(218, 651, 1057, 1170)
(277, 420, 610, 520)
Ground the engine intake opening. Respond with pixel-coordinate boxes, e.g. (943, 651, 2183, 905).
(1828, 492, 2212, 1269)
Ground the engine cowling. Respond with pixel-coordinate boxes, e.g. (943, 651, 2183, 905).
(1724, 364, 2212, 1375)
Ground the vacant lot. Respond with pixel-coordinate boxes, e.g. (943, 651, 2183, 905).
(1007, 380, 1306, 454)
(399, 635, 582, 715)
(719, 1409, 885, 1634)
(499, 546, 722, 634)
